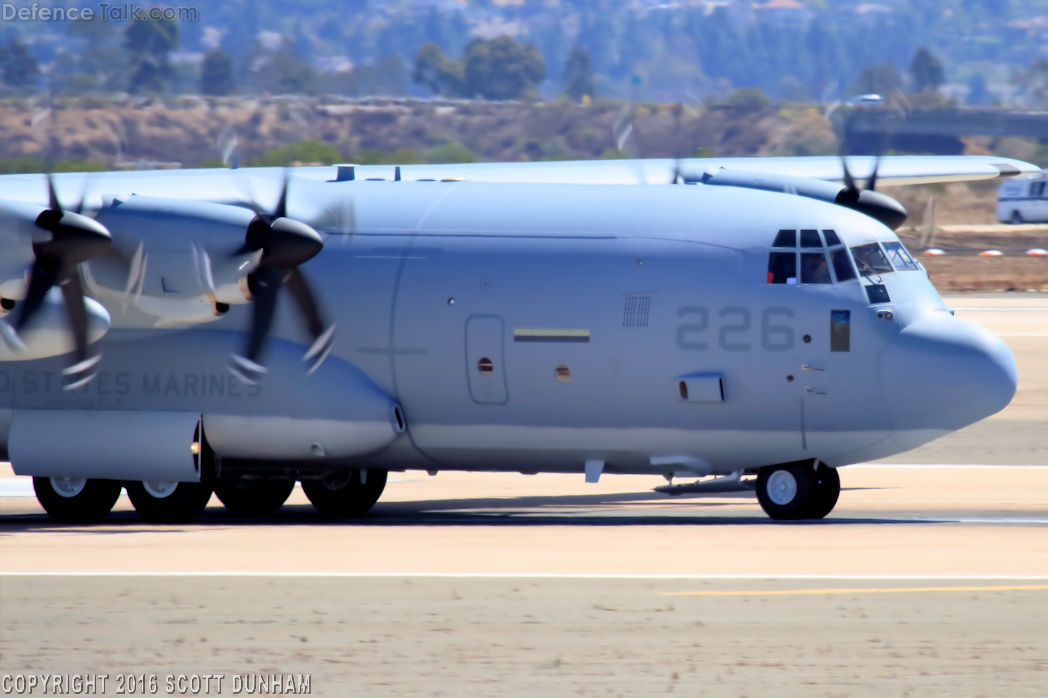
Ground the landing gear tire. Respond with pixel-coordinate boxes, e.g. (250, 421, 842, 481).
(302, 469, 387, 517)
(756, 463, 815, 520)
(33, 477, 122, 523)
(1009, 210, 1024, 225)
(214, 476, 295, 517)
(126, 480, 213, 523)
(807, 464, 841, 519)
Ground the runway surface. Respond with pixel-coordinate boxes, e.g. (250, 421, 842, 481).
(2, 294, 1047, 696)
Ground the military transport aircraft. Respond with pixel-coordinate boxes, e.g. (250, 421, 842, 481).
(0, 154, 1037, 523)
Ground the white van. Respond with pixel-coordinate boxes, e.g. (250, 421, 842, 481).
(997, 172, 1048, 224)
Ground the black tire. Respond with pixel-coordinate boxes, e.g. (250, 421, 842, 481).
(805, 465, 841, 519)
(125, 480, 213, 523)
(302, 469, 387, 517)
(756, 463, 815, 520)
(33, 477, 122, 523)
(214, 476, 295, 517)
(1010, 210, 1024, 225)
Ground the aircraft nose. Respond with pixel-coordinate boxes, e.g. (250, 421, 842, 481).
(879, 314, 1017, 450)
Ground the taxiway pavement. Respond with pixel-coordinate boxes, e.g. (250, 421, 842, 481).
(1, 293, 1046, 696)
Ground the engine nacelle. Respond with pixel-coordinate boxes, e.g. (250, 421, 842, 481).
(85, 196, 262, 324)
(697, 168, 908, 230)
(203, 344, 406, 461)
(0, 291, 110, 361)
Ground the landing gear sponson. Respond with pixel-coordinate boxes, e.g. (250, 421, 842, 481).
(755, 460, 841, 520)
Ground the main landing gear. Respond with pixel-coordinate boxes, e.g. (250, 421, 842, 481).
(125, 480, 214, 524)
(213, 474, 296, 517)
(32, 477, 122, 523)
(755, 460, 840, 520)
(301, 468, 387, 517)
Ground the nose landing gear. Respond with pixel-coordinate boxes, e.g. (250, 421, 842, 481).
(755, 460, 840, 520)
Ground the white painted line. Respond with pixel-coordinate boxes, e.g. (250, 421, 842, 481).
(952, 307, 1048, 312)
(849, 464, 1048, 469)
(2, 572, 1048, 581)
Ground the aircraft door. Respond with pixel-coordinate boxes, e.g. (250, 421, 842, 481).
(465, 315, 508, 405)
(797, 307, 880, 460)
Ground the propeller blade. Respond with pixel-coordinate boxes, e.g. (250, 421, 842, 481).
(229, 267, 282, 385)
(839, 156, 859, 199)
(866, 154, 882, 192)
(46, 173, 62, 213)
(273, 169, 290, 220)
(13, 258, 60, 334)
(59, 272, 89, 362)
(284, 268, 334, 373)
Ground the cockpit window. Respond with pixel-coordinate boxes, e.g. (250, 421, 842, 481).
(773, 229, 795, 247)
(850, 242, 893, 276)
(768, 228, 852, 285)
(882, 241, 919, 271)
(801, 252, 831, 284)
(800, 229, 822, 247)
(767, 252, 797, 284)
(830, 247, 856, 282)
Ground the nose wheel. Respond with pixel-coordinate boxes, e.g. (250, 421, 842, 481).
(756, 461, 840, 520)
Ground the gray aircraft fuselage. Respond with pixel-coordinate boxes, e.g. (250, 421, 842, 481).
(0, 176, 1017, 484)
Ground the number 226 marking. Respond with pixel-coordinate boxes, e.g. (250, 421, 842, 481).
(676, 306, 795, 352)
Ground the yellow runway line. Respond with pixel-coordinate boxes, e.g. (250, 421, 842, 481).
(664, 585, 1048, 597)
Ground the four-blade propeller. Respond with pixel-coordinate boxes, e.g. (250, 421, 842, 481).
(10, 175, 111, 389)
(229, 172, 335, 385)
(834, 154, 908, 230)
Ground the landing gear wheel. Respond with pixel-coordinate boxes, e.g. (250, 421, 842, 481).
(756, 463, 815, 520)
(302, 469, 387, 517)
(806, 465, 841, 519)
(33, 477, 122, 523)
(1009, 210, 1024, 224)
(214, 476, 295, 517)
(126, 480, 213, 523)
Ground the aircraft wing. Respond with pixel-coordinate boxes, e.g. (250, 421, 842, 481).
(0, 155, 1038, 211)
(333, 155, 1040, 187)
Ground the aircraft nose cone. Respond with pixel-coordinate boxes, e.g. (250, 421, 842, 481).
(879, 315, 1016, 450)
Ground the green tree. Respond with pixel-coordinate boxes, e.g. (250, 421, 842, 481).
(424, 141, 475, 163)
(462, 36, 545, 100)
(1012, 59, 1048, 108)
(412, 42, 463, 96)
(562, 45, 594, 101)
(257, 43, 317, 95)
(0, 40, 38, 90)
(0, 39, 39, 90)
(247, 140, 342, 167)
(909, 47, 945, 93)
(853, 62, 903, 96)
(200, 48, 235, 96)
(124, 17, 180, 93)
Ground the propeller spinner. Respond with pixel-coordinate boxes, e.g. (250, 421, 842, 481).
(10, 175, 111, 389)
(228, 173, 335, 384)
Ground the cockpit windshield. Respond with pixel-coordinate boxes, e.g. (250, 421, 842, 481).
(850, 242, 893, 277)
(882, 241, 920, 271)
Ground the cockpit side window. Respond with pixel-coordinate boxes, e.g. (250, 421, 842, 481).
(767, 252, 797, 284)
(851, 242, 893, 276)
(882, 241, 919, 271)
(830, 247, 857, 282)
